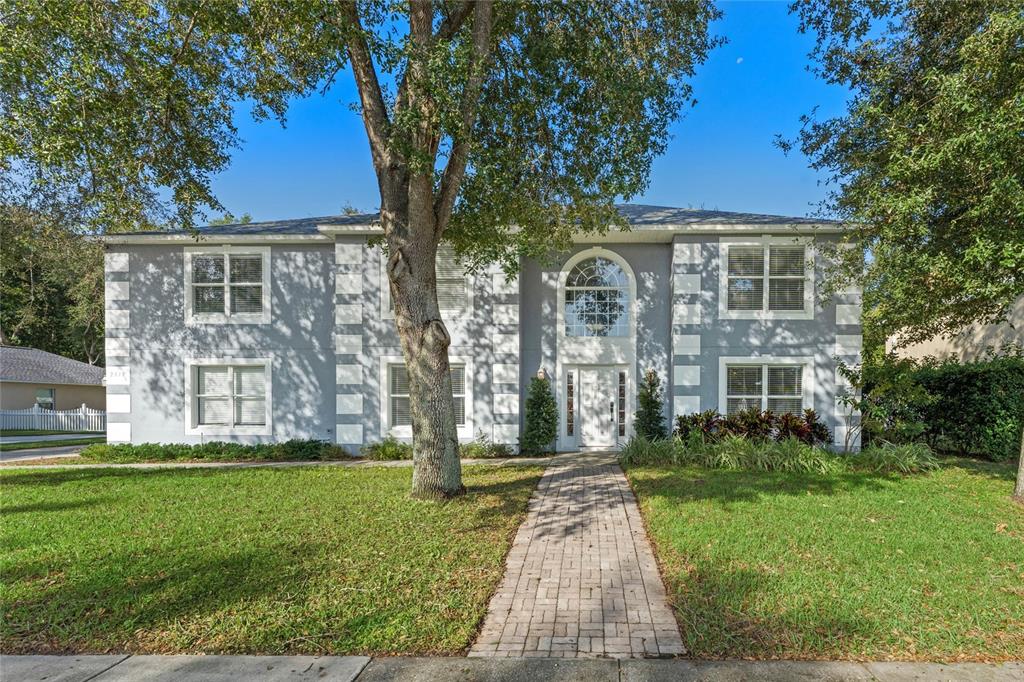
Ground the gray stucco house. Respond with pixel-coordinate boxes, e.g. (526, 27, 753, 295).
(101, 204, 862, 452)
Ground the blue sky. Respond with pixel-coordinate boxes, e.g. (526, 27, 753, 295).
(209, 1, 850, 223)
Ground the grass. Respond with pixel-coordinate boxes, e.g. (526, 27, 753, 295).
(625, 458, 1024, 661)
(0, 464, 543, 655)
(1, 430, 103, 437)
(0, 437, 105, 452)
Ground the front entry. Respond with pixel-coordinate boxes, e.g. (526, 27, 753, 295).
(579, 367, 620, 448)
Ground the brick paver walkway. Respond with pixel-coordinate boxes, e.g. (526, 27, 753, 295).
(468, 452, 684, 659)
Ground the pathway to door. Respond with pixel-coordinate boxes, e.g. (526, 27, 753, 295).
(468, 451, 684, 659)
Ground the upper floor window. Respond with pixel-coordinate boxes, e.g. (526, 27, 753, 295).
(721, 240, 812, 319)
(564, 257, 630, 337)
(184, 247, 271, 324)
(382, 243, 470, 318)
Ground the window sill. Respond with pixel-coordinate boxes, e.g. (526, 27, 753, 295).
(186, 424, 272, 437)
(186, 313, 272, 326)
(718, 309, 814, 321)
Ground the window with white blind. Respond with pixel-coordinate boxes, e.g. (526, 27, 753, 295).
(724, 362, 806, 416)
(184, 247, 271, 324)
(186, 359, 271, 434)
(720, 239, 812, 318)
(382, 243, 471, 318)
(387, 363, 466, 428)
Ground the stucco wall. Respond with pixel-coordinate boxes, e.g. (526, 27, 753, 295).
(107, 231, 861, 451)
(886, 295, 1023, 362)
(105, 244, 337, 445)
(0, 382, 105, 411)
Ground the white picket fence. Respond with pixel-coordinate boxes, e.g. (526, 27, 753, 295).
(0, 404, 106, 433)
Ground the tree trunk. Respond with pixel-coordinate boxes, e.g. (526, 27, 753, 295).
(1014, 425, 1024, 504)
(383, 194, 464, 499)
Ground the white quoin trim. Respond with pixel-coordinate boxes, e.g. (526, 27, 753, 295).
(673, 365, 700, 386)
(107, 422, 132, 443)
(673, 334, 701, 356)
(105, 252, 129, 272)
(336, 364, 363, 384)
(673, 274, 701, 294)
(336, 424, 364, 446)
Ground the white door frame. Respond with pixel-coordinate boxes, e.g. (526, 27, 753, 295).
(564, 363, 629, 450)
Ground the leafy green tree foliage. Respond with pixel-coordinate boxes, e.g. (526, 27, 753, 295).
(1, 1, 719, 497)
(0, 207, 104, 364)
(521, 376, 558, 455)
(787, 0, 1024, 345)
(635, 368, 667, 440)
(208, 213, 253, 226)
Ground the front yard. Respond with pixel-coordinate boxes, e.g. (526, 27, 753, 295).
(626, 459, 1024, 661)
(0, 465, 542, 655)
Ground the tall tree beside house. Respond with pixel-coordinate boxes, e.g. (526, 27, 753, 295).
(521, 375, 558, 456)
(786, 0, 1024, 344)
(635, 369, 667, 441)
(787, 0, 1024, 503)
(1, 1, 720, 498)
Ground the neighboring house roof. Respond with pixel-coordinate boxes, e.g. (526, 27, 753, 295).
(103, 204, 842, 243)
(0, 346, 105, 386)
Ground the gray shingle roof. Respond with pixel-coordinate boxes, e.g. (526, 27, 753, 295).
(120, 204, 837, 237)
(0, 346, 105, 386)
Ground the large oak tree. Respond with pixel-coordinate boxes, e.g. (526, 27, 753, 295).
(2, 0, 720, 497)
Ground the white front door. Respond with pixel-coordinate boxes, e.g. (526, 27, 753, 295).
(580, 367, 618, 448)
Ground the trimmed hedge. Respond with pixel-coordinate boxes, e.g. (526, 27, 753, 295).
(81, 439, 350, 463)
(913, 356, 1024, 461)
(860, 354, 1024, 461)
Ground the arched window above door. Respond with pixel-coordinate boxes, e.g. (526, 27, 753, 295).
(564, 257, 630, 337)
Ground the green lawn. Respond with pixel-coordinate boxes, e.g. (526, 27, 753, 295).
(0, 465, 542, 655)
(0, 437, 104, 452)
(626, 459, 1024, 661)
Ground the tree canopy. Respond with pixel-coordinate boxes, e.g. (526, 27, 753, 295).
(787, 0, 1024, 344)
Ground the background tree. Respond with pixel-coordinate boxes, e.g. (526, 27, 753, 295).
(521, 375, 558, 455)
(208, 213, 253, 226)
(785, 0, 1023, 345)
(635, 368, 667, 440)
(2, 0, 720, 497)
(0, 207, 104, 364)
(788, 0, 1024, 500)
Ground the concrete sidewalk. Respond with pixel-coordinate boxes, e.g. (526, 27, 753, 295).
(0, 433, 100, 444)
(4, 655, 1022, 681)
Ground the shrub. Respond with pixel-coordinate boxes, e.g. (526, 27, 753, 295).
(855, 352, 1024, 461)
(460, 434, 515, 459)
(360, 436, 413, 461)
(674, 409, 724, 441)
(81, 439, 349, 463)
(521, 375, 558, 454)
(635, 368, 668, 440)
(619, 433, 845, 474)
(674, 408, 831, 446)
(851, 442, 940, 474)
(913, 355, 1024, 461)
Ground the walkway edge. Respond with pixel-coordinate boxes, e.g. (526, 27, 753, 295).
(2, 655, 1021, 681)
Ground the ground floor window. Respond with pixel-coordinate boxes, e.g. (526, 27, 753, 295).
(389, 363, 466, 428)
(34, 388, 55, 410)
(725, 363, 804, 416)
(195, 365, 267, 426)
(186, 359, 271, 434)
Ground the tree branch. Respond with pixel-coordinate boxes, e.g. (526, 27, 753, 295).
(434, 1, 493, 233)
(436, 1, 473, 42)
(339, 3, 391, 171)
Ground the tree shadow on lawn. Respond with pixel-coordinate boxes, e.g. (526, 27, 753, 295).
(1, 540, 319, 654)
(668, 561, 884, 659)
(626, 466, 896, 507)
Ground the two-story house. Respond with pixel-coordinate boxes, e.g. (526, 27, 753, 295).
(101, 204, 862, 451)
